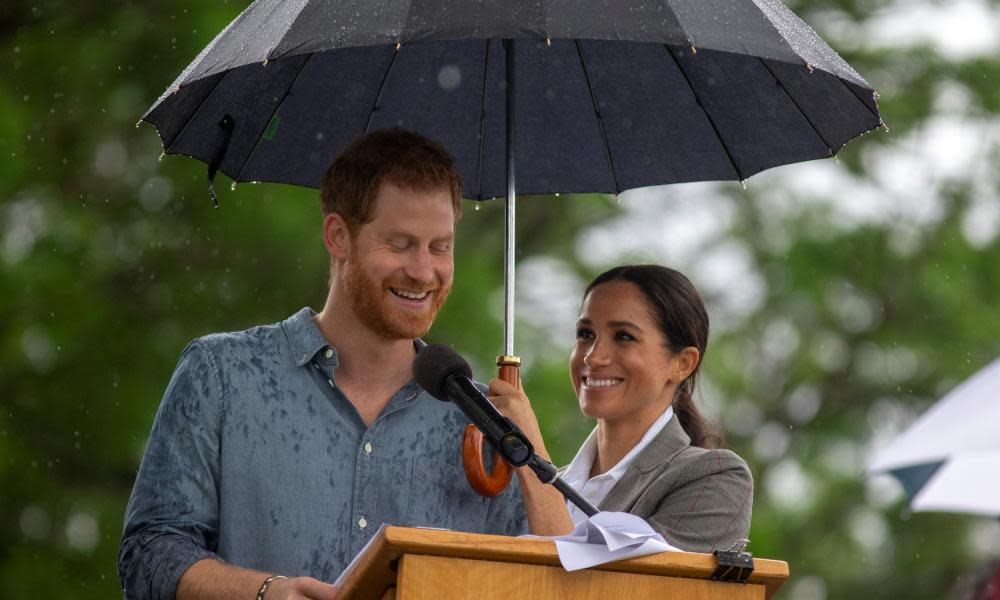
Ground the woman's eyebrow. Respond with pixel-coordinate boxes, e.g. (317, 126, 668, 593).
(607, 320, 642, 330)
(577, 317, 643, 331)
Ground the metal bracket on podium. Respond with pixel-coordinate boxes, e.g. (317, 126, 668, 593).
(711, 539, 754, 582)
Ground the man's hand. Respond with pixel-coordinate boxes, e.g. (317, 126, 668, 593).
(264, 576, 338, 600)
(177, 559, 337, 600)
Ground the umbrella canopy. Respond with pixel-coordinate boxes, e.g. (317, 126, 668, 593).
(867, 356, 1000, 516)
(144, 0, 882, 200)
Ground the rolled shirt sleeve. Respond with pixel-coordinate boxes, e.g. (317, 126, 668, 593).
(118, 340, 225, 600)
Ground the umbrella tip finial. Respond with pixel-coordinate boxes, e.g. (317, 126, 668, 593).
(546, 37, 552, 47)
(158, 152, 166, 162)
(230, 181, 237, 192)
(208, 184, 220, 209)
(135, 119, 143, 128)
(690, 44, 697, 55)
(395, 42, 401, 51)
(740, 180, 747, 190)
(805, 63, 815, 73)
(880, 122, 890, 133)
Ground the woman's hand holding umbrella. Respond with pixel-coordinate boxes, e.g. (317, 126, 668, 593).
(488, 378, 575, 536)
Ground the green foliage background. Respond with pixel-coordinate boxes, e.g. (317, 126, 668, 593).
(2, 1, 999, 598)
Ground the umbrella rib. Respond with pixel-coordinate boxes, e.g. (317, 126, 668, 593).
(161, 72, 231, 151)
(756, 58, 834, 155)
(663, 44, 744, 181)
(364, 46, 401, 135)
(475, 39, 492, 200)
(836, 76, 883, 125)
(235, 53, 315, 183)
(574, 40, 622, 194)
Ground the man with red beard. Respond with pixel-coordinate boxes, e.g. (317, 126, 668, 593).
(119, 129, 527, 600)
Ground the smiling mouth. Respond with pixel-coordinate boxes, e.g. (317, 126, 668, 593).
(390, 287, 431, 301)
(582, 376, 624, 388)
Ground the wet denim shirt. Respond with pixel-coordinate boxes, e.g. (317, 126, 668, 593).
(118, 307, 526, 600)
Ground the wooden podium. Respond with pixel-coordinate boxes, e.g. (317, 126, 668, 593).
(335, 526, 788, 599)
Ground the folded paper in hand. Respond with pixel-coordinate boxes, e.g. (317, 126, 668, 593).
(542, 511, 680, 571)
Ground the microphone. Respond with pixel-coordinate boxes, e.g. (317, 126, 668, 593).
(413, 344, 599, 517)
(413, 344, 533, 466)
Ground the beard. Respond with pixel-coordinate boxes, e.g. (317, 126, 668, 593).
(341, 258, 451, 340)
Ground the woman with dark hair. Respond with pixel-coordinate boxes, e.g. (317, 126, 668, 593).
(489, 264, 752, 553)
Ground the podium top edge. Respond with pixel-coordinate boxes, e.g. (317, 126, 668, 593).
(373, 525, 788, 597)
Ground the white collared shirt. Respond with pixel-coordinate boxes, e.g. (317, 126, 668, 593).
(562, 406, 675, 524)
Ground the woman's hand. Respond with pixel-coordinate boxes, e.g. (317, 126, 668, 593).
(488, 377, 548, 462)
(487, 378, 575, 536)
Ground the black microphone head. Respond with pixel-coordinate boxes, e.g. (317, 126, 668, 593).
(413, 344, 473, 401)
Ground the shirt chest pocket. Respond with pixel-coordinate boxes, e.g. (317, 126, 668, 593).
(404, 455, 490, 532)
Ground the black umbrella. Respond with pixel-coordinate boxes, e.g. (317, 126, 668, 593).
(148, 1, 881, 194)
(143, 0, 882, 493)
(145, 0, 881, 355)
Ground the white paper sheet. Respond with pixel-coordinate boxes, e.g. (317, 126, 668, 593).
(535, 511, 680, 571)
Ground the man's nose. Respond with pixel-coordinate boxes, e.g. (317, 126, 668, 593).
(405, 248, 435, 284)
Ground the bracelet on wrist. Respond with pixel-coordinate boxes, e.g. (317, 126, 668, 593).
(256, 574, 287, 600)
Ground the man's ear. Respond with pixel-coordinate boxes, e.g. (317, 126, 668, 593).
(323, 212, 351, 260)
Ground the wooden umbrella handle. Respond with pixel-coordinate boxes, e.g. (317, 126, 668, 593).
(461, 355, 520, 497)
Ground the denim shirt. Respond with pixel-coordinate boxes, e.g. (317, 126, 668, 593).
(118, 308, 526, 600)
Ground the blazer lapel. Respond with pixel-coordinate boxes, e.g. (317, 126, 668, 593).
(598, 415, 691, 513)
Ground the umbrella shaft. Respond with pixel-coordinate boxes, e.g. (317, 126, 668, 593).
(504, 38, 516, 357)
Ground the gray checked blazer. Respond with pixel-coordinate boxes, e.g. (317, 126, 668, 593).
(597, 414, 753, 554)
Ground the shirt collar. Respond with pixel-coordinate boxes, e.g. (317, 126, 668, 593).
(281, 307, 334, 367)
(562, 405, 676, 486)
(562, 427, 599, 486)
(280, 307, 430, 368)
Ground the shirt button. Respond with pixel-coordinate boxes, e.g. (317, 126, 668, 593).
(364, 442, 373, 454)
(325, 348, 334, 359)
(358, 516, 368, 529)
